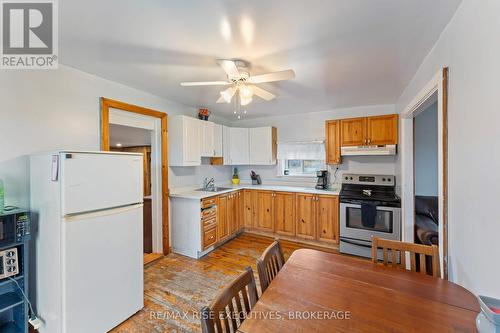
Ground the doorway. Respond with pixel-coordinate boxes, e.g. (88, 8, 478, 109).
(413, 94, 439, 249)
(100, 98, 169, 262)
(401, 68, 448, 278)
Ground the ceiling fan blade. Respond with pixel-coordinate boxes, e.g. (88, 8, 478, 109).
(218, 60, 241, 80)
(248, 69, 295, 84)
(251, 85, 276, 101)
(180, 81, 230, 87)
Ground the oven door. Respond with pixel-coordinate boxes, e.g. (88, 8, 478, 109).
(340, 202, 401, 242)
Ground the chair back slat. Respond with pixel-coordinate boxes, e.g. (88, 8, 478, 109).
(201, 267, 259, 333)
(256, 240, 285, 293)
(371, 237, 440, 278)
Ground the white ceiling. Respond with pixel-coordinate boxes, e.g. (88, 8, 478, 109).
(60, 0, 461, 119)
(109, 124, 151, 148)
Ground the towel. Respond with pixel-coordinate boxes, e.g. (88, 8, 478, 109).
(361, 202, 377, 229)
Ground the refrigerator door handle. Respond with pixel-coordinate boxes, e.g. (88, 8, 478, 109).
(63, 203, 143, 222)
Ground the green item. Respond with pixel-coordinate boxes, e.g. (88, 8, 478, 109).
(232, 168, 239, 179)
(0, 179, 4, 214)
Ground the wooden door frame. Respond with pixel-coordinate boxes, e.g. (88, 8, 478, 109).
(401, 68, 448, 279)
(100, 97, 170, 255)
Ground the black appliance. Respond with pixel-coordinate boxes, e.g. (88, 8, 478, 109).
(315, 170, 328, 189)
(339, 174, 401, 258)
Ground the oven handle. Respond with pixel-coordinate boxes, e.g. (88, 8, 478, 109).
(341, 238, 373, 249)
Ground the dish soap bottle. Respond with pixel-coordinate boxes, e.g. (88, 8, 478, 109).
(0, 179, 4, 214)
(232, 168, 240, 185)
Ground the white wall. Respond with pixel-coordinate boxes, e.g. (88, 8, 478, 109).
(232, 104, 398, 186)
(396, 0, 500, 298)
(414, 102, 438, 196)
(0, 65, 232, 208)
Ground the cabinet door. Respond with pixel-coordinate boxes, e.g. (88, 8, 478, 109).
(296, 194, 316, 239)
(200, 121, 215, 157)
(316, 195, 339, 243)
(229, 127, 250, 165)
(237, 191, 244, 230)
(249, 127, 277, 165)
(254, 191, 274, 232)
(227, 193, 237, 234)
(243, 190, 253, 228)
(366, 114, 398, 145)
(213, 123, 223, 157)
(217, 195, 229, 241)
(340, 117, 366, 146)
(325, 120, 341, 165)
(274, 192, 295, 236)
(184, 116, 202, 164)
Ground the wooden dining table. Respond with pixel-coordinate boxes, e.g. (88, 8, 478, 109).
(238, 249, 479, 333)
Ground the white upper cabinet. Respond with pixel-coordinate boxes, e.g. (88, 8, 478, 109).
(222, 125, 231, 165)
(229, 127, 250, 165)
(213, 123, 223, 157)
(199, 120, 215, 157)
(249, 127, 277, 165)
(169, 115, 201, 166)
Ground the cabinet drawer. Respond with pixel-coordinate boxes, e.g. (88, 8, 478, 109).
(203, 216, 217, 228)
(201, 197, 217, 209)
(203, 227, 217, 249)
(201, 207, 217, 219)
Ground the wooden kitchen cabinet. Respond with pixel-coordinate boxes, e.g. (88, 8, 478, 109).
(227, 192, 238, 234)
(316, 195, 339, 243)
(338, 114, 398, 147)
(340, 117, 367, 146)
(243, 190, 254, 228)
(217, 194, 229, 241)
(295, 194, 316, 240)
(274, 192, 295, 236)
(325, 120, 341, 165)
(366, 114, 398, 145)
(254, 191, 274, 232)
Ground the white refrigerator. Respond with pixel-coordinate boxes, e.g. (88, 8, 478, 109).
(30, 151, 144, 333)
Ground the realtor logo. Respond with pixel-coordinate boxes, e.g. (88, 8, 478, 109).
(1, 0, 58, 69)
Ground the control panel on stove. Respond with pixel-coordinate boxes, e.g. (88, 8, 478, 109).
(342, 174, 395, 186)
(0, 247, 19, 279)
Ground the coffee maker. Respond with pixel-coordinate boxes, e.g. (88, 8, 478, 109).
(315, 170, 328, 189)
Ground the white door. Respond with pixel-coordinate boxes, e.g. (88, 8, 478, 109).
(183, 117, 201, 164)
(214, 123, 223, 157)
(61, 152, 143, 215)
(62, 205, 143, 333)
(200, 121, 215, 157)
(249, 127, 273, 165)
(229, 127, 250, 165)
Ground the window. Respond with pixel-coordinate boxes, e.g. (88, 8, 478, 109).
(277, 141, 326, 177)
(283, 159, 325, 176)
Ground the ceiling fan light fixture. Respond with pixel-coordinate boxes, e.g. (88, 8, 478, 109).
(240, 95, 252, 106)
(239, 84, 253, 98)
(220, 86, 235, 103)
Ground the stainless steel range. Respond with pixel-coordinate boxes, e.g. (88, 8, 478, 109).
(339, 174, 401, 258)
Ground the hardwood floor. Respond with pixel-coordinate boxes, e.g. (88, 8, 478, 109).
(111, 233, 339, 333)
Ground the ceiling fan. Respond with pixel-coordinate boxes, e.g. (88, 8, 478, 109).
(180, 59, 295, 106)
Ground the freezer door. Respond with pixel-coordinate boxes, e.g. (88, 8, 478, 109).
(61, 152, 143, 215)
(62, 205, 144, 333)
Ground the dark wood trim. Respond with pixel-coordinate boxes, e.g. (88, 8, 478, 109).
(442, 67, 449, 279)
(100, 97, 170, 255)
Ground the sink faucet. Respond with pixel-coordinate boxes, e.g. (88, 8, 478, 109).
(203, 177, 215, 191)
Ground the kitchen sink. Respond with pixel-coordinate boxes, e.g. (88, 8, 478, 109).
(195, 187, 232, 192)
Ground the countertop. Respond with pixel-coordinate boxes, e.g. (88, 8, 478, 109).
(169, 183, 340, 200)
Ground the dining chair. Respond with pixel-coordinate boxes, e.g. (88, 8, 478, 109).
(371, 237, 440, 277)
(256, 240, 285, 293)
(200, 267, 259, 333)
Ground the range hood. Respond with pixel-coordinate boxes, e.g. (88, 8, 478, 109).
(341, 145, 396, 156)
